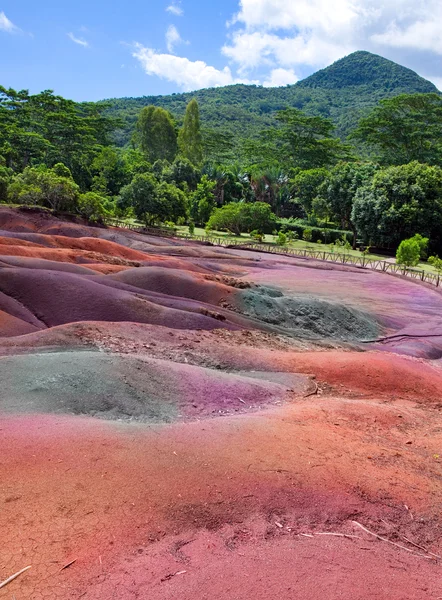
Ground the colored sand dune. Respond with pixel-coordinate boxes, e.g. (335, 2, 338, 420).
(1, 207, 442, 600)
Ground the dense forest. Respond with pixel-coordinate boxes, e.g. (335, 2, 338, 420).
(103, 52, 438, 149)
(2, 50, 442, 262)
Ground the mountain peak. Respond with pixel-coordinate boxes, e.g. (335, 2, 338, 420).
(297, 51, 437, 93)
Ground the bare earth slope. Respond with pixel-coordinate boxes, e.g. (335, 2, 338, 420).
(0, 207, 442, 600)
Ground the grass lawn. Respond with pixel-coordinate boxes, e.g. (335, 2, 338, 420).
(135, 223, 441, 277)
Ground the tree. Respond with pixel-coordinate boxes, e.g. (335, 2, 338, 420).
(91, 147, 131, 196)
(317, 162, 377, 246)
(119, 174, 186, 225)
(7, 164, 79, 211)
(78, 192, 109, 222)
(178, 99, 203, 165)
(134, 105, 178, 163)
(275, 108, 353, 169)
(0, 157, 12, 201)
(0, 87, 117, 187)
(352, 162, 442, 250)
(291, 168, 329, 215)
(352, 93, 442, 165)
(189, 175, 216, 225)
(163, 158, 201, 191)
(249, 167, 290, 216)
(207, 202, 276, 235)
(396, 237, 421, 267)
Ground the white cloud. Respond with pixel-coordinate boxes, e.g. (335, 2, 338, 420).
(372, 20, 442, 54)
(223, 0, 442, 79)
(0, 11, 19, 33)
(263, 68, 299, 87)
(223, 30, 352, 72)
(133, 44, 257, 91)
(166, 2, 183, 16)
(230, 0, 360, 33)
(166, 24, 186, 53)
(131, 0, 442, 92)
(68, 32, 89, 48)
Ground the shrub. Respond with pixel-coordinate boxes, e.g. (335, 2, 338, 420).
(207, 202, 276, 236)
(188, 220, 195, 235)
(396, 237, 421, 267)
(428, 255, 442, 274)
(303, 228, 312, 243)
(277, 218, 353, 245)
(250, 229, 265, 242)
(78, 192, 109, 222)
(276, 231, 287, 246)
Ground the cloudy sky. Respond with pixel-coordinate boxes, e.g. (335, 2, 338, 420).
(1, 0, 442, 100)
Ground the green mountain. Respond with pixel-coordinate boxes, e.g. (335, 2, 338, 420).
(103, 51, 438, 149)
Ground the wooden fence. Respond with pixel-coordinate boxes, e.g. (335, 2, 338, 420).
(231, 242, 442, 288)
(103, 219, 441, 289)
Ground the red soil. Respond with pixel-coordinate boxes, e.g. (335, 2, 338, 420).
(1, 207, 442, 599)
(1, 399, 441, 599)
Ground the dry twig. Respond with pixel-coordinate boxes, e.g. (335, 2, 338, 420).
(352, 521, 436, 560)
(0, 566, 32, 590)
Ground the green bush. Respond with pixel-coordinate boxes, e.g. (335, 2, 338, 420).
(396, 238, 421, 267)
(78, 192, 109, 222)
(277, 219, 353, 244)
(428, 255, 442, 274)
(303, 228, 313, 243)
(276, 231, 287, 246)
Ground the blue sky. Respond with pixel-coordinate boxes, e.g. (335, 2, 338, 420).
(1, 0, 442, 101)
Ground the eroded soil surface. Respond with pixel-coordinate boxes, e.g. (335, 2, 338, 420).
(0, 207, 442, 599)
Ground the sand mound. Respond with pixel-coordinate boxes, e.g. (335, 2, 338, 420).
(0, 268, 239, 331)
(240, 286, 379, 341)
(110, 267, 238, 305)
(0, 350, 305, 421)
(0, 310, 40, 337)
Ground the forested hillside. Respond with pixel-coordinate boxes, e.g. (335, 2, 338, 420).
(3, 49, 442, 260)
(103, 51, 438, 147)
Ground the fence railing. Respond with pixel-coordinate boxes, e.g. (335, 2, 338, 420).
(234, 242, 442, 288)
(103, 220, 441, 289)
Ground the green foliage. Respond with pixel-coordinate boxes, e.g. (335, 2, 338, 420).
(78, 191, 109, 222)
(275, 108, 352, 169)
(352, 93, 442, 165)
(178, 99, 203, 165)
(189, 175, 216, 225)
(278, 218, 353, 244)
(352, 162, 442, 250)
(250, 229, 265, 242)
(290, 168, 329, 214)
(276, 231, 287, 246)
(411, 233, 429, 259)
(0, 87, 117, 187)
(188, 220, 195, 235)
(303, 228, 313, 243)
(7, 164, 79, 211)
(163, 158, 201, 191)
(103, 51, 437, 154)
(396, 237, 421, 267)
(207, 202, 276, 235)
(119, 173, 184, 225)
(428, 255, 442, 274)
(134, 105, 177, 163)
(0, 159, 12, 201)
(317, 161, 378, 244)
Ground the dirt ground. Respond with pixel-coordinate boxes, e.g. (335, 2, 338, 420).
(0, 207, 442, 599)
